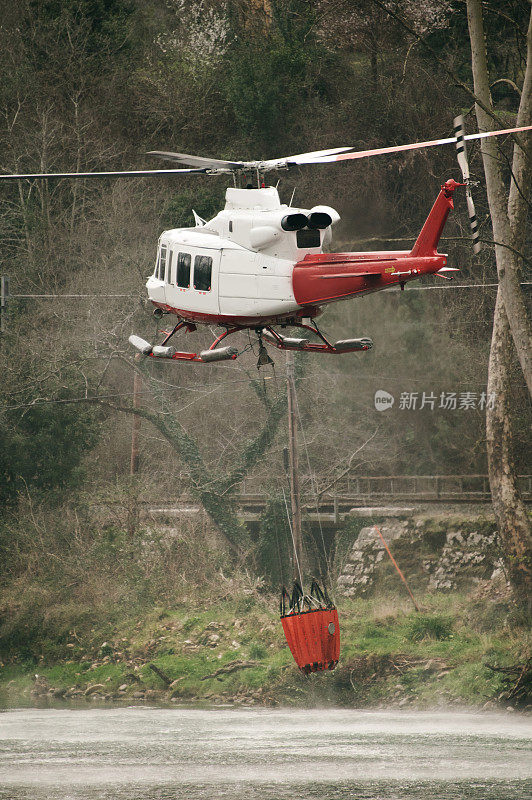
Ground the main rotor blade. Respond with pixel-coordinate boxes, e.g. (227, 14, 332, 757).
(0, 167, 209, 180)
(147, 150, 246, 170)
(262, 146, 353, 168)
(299, 124, 532, 163)
(3, 123, 529, 183)
(149, 147, 354, 172)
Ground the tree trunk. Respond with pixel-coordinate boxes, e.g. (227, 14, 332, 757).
(467, 0, 532, 396)
(467, 0, 532, 606)
(486, 290, 532, 605)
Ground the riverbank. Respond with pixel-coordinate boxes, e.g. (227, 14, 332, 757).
(1, 584, 530, 711)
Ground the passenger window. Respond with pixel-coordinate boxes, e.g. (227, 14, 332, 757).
(296, 229, 321, 248)
(194, 255, 212, 291)
(158, 245, 167, 280)
(176, 252, 191, 288)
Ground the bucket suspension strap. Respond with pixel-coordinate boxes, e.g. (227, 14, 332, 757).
(309, 580, 335, 610)
(290, 580, 304, 613)
(281, 579, 334, 616)
(280, 586, 291, 617)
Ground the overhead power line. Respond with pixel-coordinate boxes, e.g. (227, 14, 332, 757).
(1, 376, 275, 411)
(7, 282, 531, 298)
(395, 282, 531, 291)
(10, 293, 138, 298)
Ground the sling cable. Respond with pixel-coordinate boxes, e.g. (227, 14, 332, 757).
(279, 351, 340, 673)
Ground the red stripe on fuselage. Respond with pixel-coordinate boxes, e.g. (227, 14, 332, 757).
(292, 253, 446, 305)
(150, 302, 324, 328)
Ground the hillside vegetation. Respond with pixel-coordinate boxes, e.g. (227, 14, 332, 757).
(0, 0, 530, 704)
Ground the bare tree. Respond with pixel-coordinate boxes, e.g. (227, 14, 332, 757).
(467, 0, 532, 602)
(467, 0, 532, 394)
(93, 358, 288, 563)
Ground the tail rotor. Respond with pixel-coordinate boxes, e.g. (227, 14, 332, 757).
(453, 115, 481, 254)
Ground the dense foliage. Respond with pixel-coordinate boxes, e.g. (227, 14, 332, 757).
(0, 394, 98, 507)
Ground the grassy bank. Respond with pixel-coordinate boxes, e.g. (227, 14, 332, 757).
(1, 586, 529, 710)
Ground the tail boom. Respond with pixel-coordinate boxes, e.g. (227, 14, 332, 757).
(292, 179, 459, 307)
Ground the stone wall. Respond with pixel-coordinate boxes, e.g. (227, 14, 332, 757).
(337, 511, 502, 597)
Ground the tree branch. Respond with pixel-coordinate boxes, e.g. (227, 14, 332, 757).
(222, 392, 287, 493)
(369, 0, 530, 155)
(317, 429, 378, 497)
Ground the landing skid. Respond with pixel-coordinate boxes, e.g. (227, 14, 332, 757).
(262, 322, 373, 354)
(129, 319, 373, 363)
(129, 322, 240, 363)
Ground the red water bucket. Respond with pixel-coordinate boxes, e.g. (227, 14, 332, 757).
(281, 606, 340, 673)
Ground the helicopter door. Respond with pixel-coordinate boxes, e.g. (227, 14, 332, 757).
(186, 250, 220, 315)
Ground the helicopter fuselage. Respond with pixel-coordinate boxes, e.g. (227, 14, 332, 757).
(146, 182, 454, 329)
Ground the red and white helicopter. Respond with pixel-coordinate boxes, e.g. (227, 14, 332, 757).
(2, 117, 530, 365)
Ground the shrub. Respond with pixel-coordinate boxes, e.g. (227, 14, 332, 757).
(407, 614, 453, 642)
(249, 642, 267, 660)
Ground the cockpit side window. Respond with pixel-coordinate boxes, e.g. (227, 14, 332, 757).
(176, 252, 191, 288)
(193, 255, 212, 291)
(158, 245, 167, 280)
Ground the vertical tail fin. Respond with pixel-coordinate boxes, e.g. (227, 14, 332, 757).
(410, 179, 460, 257)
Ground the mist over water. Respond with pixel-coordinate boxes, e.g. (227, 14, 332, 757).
(0, 707, 530, 800)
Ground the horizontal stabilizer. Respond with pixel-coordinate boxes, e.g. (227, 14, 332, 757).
(436, 266, 460, 280)
(129, 335, 152, 355)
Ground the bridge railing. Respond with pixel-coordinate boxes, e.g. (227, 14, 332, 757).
(327, 474, 531, 501)
(239, 474, 532, 503)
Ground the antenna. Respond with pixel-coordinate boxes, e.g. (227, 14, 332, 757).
(289, 186, 297, 206)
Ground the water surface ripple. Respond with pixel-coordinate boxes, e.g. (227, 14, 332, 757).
(0, 707, 530, 799)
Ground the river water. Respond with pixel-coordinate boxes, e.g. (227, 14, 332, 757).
(0, 707, 530, 799)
